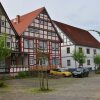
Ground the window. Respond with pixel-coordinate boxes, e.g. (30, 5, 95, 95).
(35, 19, 39, 23)
(6, 42, 10, 48)
(0, 60, 5, 67)
(87, 48, 90, 54)
(93, 49, 96, 54)
(29, 27, 38, 33)
(1, 20, 5, 26)
(39, 57, 48, 66)
(52, 43, 59, 51)
(39, 41, 47, 50)
(79, 47, 82, 53)
(44, 21, 48, 25)
(48, 32, 52, 36)
(29, 40, 33, 48)
(52, 57, 59, 65)
(40, 20, 44, 25)
(24, 39, 28, 48)
(67, 47, 70, 53)
(29, 57, 34, 65)
(87, 60, 90, 65)
(67, 60, 71, 66)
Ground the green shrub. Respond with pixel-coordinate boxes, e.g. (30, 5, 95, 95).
(15, 71, 31, 78)
(0, 81, 7, 88)
(95, 70, 100, 74)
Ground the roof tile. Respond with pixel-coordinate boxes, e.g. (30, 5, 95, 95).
(54, 20, 100, 48)
(12, 7, 44, 36)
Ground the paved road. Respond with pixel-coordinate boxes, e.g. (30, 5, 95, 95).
(0, 74, 100, 100)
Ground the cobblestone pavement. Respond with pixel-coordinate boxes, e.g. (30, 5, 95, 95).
(0, 73, 100, 100)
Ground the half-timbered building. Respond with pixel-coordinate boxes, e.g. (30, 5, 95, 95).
(0, 2, 18, 73)
(54, 20, 100, 70)
(11, 7, 62, 72)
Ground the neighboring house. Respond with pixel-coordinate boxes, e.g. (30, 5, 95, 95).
(0, 2, 18, 73)
(53, 21, 100, 70)
(11, 7, 62, 72)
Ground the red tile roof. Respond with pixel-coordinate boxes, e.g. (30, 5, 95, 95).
(12, 7, 44, 36)
(11, 7, 63, 42)
(54, 20, 100, 48)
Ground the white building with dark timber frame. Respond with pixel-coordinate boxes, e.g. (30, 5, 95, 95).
(54, 20, 100, 70)
(0, 2, 19, 73)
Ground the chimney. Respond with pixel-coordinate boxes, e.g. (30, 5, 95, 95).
(16, 15, 20, 23)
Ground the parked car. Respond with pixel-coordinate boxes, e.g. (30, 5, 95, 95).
(68, 68, 76, 73)
(72, 67, 89, 78)
(50, 68, 72, 77)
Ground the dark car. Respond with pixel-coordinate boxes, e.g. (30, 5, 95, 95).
(72, 67, 89, 78)
(68, 68, 76, 73)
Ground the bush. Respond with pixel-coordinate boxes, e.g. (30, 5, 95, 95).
(95, 70, 100, 74)
(15, 71, 31, 78)
(0, 81, 7, 88)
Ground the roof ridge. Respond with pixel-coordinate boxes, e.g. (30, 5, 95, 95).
(53, 20, 89, 32)
(11, 7, 45, 35)
(12, 7, 45, 21)
(54, 20, 100, 48)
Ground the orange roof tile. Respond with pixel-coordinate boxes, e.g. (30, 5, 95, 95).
(12, 7, 44, 36)
(54, 20, 100, 48)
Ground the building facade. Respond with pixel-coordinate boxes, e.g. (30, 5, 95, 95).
(54, 21, 100, 70)
(0, 3, 62, 73)
(0, 2, 18, 73)
(11, 7, 62, 72)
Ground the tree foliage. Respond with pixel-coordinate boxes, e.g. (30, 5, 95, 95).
(94, 55, 100, 65)
(94, 55, 100, 70)
(89, 30, 100, 35)
(72, 49, 86, 67)
(0, 33, 11, 60)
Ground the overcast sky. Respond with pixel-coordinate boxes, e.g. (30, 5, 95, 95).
(1, 0, 100, 41)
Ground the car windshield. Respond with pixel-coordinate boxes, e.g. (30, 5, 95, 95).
(76, 68, 83, 72)
(59, 69, 65, 72)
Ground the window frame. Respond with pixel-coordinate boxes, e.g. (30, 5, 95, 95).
(67, 60, 71, 66)
(67, 47, 70, 53)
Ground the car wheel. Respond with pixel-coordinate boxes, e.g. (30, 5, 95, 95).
(80, 74, 84, 78)
(86, 73, 89, 77)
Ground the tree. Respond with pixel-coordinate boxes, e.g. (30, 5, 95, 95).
(36, 49, 49, 91)
(89, 30, 100, 36)
(0, 33, 11, 66)
(72, 50, 86, 67)
(93, 55, 100, 72)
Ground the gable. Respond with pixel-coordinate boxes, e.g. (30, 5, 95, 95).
(54, 22, 74, 46)
(0, 2, 17, 36)
(22, 9, 61, 41)
(12, 7, 62, 42)
(0, 2, 18, 51)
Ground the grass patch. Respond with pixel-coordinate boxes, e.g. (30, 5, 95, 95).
(26, 88, 55, 94)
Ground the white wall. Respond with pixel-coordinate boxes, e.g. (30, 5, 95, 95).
(62, 45, 100, 70)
